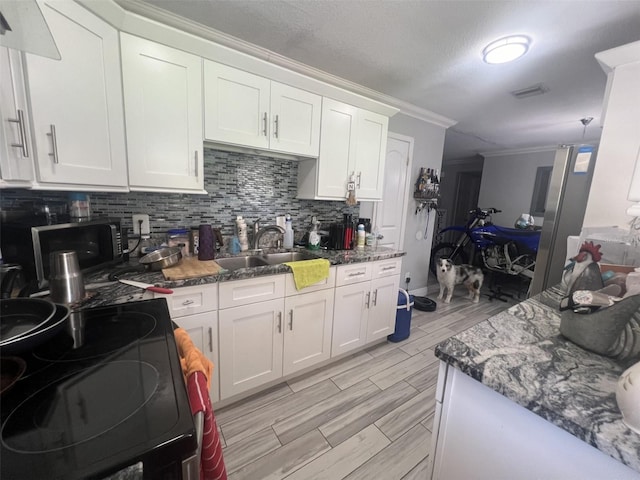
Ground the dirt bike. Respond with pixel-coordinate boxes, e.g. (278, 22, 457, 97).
(430, 207, 541, 279)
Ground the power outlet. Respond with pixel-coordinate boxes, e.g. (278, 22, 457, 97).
(405, 272, 411, 283)
(132, 214, 150, 235)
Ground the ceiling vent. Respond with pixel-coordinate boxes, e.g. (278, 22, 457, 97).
(510, 83, 549, 99)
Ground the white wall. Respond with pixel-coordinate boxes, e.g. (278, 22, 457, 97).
(583, 58, 640, 228)
(387, 113, 446, 295)
(477, 149, 556, 227)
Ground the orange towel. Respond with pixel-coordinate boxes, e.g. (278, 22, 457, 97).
(174, 328, 214, 391)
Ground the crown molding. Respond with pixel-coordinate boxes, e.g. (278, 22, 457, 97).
(480, 145, 560, 157)
(100, 0, 455, 127)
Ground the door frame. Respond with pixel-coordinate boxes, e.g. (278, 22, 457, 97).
(371, 132, 414, 250)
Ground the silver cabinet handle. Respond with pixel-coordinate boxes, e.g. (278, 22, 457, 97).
(356, 171, 362, 189)
(194, 150, 199, 178)
(289, 309, 293, 330)
(348, 271, 366, 277)
(365, 291, 371, 309)
(262, 112, 268, 136)
(208, 327, 213, 352)
(47, 124, 59, 164)
(277, 311, 282, 333)
(372, 289, 378, 306)
(8, 109, 29, 157)
(274, 114, 279, 139)
(381, 266, 395, 271)
(182, 299, 195, 306)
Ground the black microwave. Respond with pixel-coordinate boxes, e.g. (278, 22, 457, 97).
(1, 217, 125, 289)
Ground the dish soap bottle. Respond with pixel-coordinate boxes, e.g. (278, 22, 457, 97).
(356, 223, 365, 249)
(283, 214, 294, 249)
(307, 216, 320, 250)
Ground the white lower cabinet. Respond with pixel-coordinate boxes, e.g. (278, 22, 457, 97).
(332, 259, 402, 357)
(152, 284, 219, 403)
(218, 271, 335, 399)
(283, 289, 334, 376)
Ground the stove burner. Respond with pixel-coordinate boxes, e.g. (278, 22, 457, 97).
(33, 310, 156, 363)
(1, 361, 159, 453)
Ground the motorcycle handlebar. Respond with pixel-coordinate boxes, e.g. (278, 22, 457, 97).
(469, 207, 502, 218)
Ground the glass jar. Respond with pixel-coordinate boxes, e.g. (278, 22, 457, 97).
(167, 228, 190, 256)
(68, 193, 90, 222)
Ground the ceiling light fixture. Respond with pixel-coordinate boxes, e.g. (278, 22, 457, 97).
(483, 35, 530, 64)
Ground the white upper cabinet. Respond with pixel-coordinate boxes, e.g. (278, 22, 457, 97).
(121, 34, 204, 193)
(0, 47, 33, 185)
(204, 61, 321, 157)
(297, 98, 389, 201)
(24, 0, 127, 189)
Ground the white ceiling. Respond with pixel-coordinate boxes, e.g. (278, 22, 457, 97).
(141, 0, 640, 160)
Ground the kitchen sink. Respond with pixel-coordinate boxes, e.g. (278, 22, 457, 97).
(261, 252, 320, 264)
(215, 251, 321, 271)
(215, 256, 269, 271)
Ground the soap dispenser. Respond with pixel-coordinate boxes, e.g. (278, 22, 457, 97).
(283, 214, 294, 249)
(308, 216, 320, 250)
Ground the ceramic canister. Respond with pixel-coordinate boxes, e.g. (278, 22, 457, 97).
(198, 224, 215, 261)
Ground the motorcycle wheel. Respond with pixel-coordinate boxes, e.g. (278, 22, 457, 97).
(430, 243, 469, 276)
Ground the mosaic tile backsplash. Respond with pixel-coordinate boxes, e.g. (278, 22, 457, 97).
(0, 149, 360, 249)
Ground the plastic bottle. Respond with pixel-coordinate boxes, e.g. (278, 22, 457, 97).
(356, 224, 365, 248)
(283, 214, 294, 249)
(235, 216, 249, 251)
(308, 217, 320, 250)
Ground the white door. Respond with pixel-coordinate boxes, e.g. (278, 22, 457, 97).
(367, 275, 401, 341)
(121, 34, 203, 192)
(204, 61, 270, 149)
(283, 289, 334, 376)
(270, 82, 321, 157)
(331, 282, 369, 356)
(218, 299, 284, 399)
(374, 133, 413, 249)
(25, 0, 127, 187)
(0, 47, 33, 184)
(174, 311, 220, 404)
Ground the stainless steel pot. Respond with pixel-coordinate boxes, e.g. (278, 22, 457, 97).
(49, 250, 85, 304)
(139, 247, 182, 271)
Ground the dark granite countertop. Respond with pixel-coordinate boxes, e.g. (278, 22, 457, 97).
(78, 247, 405, 309)
(435, 285, 640, 473)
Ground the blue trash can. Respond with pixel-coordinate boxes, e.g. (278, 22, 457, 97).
(388, 289, 414, 342)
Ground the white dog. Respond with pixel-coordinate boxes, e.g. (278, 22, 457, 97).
(436, 258, 484, 303)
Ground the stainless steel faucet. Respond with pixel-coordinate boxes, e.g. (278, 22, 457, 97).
(253, 224, 285, 250)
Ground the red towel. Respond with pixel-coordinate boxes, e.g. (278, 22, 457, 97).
(187, 371, 227, 480)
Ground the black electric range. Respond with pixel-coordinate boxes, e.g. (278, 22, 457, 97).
(0, 299, 196, 480)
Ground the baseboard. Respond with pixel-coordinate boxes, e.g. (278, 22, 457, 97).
(409, 286, 429, 296)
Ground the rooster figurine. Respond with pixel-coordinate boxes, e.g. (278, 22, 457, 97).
(562, 241, 604, 294)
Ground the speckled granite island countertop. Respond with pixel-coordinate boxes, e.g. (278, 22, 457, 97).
(434, 285, 640, 473)
(79, 247, 405, 309)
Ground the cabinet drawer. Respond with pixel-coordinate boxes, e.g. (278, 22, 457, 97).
(152, 284, 218, 318)
(336, 262, 373, 287)
(219, 275, 285, 309)
(285, 267, 336, 296)
(372, 258, 403, 279)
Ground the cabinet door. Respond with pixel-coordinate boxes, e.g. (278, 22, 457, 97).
(354, 109, 388, 200)
(316, 98, 358, 198)
(218, 299, 284, 399)
(121, 34, 204, 192)
(174, 311, 220, 404)
(332, 282, 369, 357)
(204, 61, 270, 149)
(270, 82, 321, 157)
(283, 289, 334, 376)
(0, 47, 33, 184)
(25, 0, 127, 188)
(367, 274, 400, 342)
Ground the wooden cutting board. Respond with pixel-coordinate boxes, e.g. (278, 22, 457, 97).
(162, 256, 225, 280)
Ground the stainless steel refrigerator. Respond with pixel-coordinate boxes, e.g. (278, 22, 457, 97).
(529, 144, 598, 296)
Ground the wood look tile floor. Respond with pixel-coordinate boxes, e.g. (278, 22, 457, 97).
(216, 277, 522, 480)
